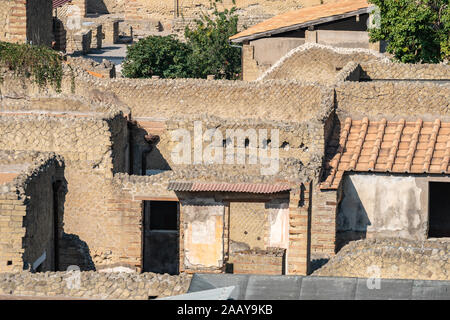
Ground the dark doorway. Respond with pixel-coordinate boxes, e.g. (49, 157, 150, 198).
(143, 201, 179, 274)
(428, 182, 450, 238)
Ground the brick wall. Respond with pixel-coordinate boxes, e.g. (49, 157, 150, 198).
(230, 248, 286, 275)
(287, 184, 310, 275)
(0, 113, 134, 271)
(0, 0, 27, 44)
(0, 153, 64, 273)
(0, 196, 27, 272)
(310, 184, 337, 260)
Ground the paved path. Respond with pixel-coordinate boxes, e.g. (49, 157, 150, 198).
(83, 44, 129, 75)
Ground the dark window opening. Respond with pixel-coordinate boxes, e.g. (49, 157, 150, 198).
(7, 261, 12, 266)
(148, 201, 178, 231)
(428, 182, 450, 238)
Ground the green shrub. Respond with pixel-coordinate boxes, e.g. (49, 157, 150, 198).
(184, 1, 241, 79)
(121, 35, 191, 78)
(122, 0, 242, 80)
(0, 41, 63, 91)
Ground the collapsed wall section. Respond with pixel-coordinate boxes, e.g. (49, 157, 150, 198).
(0, 112, 130, 271)
(0, 152, 64, 273)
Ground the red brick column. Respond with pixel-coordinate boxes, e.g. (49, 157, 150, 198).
(106, 192, 143, 271)
(287, 183, 311, 275)
(9, 0, 27, 43)
(310, 187, 338, 257)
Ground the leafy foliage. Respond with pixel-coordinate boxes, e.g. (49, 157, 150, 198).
(0, 41, 63, 91)
(184, 0, 242, 79)
(121, 35, 191, 78)
(369, 0, 450, 63)
(122, 0, 242, 79)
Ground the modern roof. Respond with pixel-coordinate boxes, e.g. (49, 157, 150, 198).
(168, 182, 291, 193)
(321, 117, 450, 190)
(230, 0, 373, 42)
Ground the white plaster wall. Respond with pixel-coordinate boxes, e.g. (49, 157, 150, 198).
(267, 202, 289, 249)
(338, 174, 426, 239)
(182, 201, 224, 269)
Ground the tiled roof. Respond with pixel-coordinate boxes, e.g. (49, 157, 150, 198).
(53, 0, 71, 9)
(321, 118, 450, 190)
(230, 0, 372, 42)
(168, 182, 291, 193)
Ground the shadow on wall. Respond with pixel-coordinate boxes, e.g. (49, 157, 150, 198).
(128, 122, 171, 175)
(55, 179, 95, 271)
(87, 0, 109, 14)
(321, 113, 341, 183)
(336, 176, 371, 252)
(59, 234, 96, 271)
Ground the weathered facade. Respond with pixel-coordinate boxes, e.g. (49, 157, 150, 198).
(0, 42, 449, 281)
(0, 152, 64, 273)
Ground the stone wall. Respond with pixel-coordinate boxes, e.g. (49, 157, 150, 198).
(0, 271, 192, 299)
(259, 43, 387, 83)
(0, 111, 135, 271)
(0, 152, 64, 273)
(360, 61, 450, 80)
(310, 185, 337, 261)
(335, 82, 450, 121)
(124, 0, 331, 26)
(142, 116, 327, 181)
(314, 238, 450, 281)
(69, 77, 332, 123)
(230, 248, 286, 275)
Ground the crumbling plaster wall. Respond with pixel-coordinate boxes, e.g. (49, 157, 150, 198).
(182, 200, 224, 271)
(337, 173, 450, 245)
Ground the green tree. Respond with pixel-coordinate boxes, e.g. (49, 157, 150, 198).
(184, 0, 242, 79)
(369, 0, 449, 63)
(122, 1, 242, 79)
(121, 35, 191, 78)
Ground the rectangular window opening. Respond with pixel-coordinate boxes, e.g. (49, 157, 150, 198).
(428, 182, 450, 238)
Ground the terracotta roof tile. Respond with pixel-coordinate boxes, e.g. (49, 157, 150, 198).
(168, 182, 291, 194)
(230, 0, 372, 41)
(321, 118, 450, 190)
